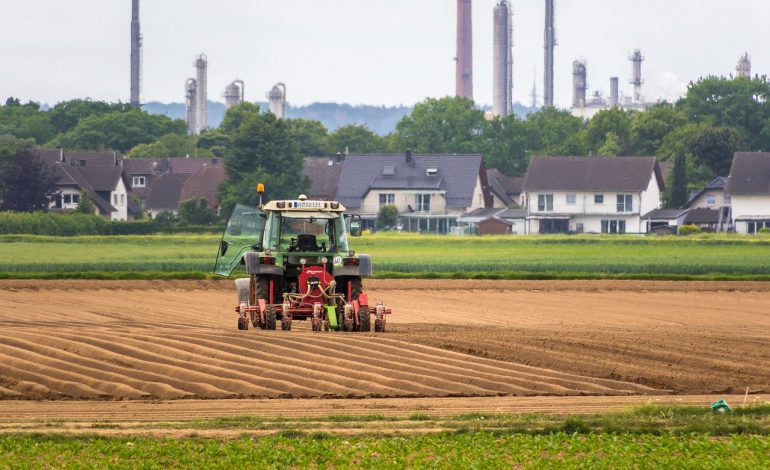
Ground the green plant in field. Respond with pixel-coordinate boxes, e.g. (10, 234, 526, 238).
(678, 224, 701, 236)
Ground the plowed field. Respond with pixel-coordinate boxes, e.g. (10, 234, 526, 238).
(0, 280, 768, 402)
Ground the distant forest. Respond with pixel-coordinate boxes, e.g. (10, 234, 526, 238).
(141, 101, 538, 135)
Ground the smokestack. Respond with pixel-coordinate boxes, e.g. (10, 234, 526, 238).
(130, 0, 141, 107)
(455, 0, 473, 100)
(185, 78, 197, 135)
(194, 54, 208, 133)
(543, 0, 555, 107)
(609, 77, 619, 106)
(492, 1, 513, 117)
(572, 60, 587, 109)
(629, 49, 645, 104)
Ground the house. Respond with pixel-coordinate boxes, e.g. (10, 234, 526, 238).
(455, 207, 526, 235)
(145, 173, 192, 218)
(486, 169, 524, 206)
(726, 152, 770, 234)
(641, 208, 689, 234)
(179, 164, 227, 214)
(334, 152, 494, 234)
(522, 156, 665, 234)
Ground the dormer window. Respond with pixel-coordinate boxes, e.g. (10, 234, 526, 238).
(132, 176, 146, 188)
(426, 168, 438, 176)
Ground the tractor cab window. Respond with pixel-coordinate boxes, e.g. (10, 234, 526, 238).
(263, 212, 349, 253)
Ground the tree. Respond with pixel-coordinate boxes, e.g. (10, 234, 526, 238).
(481, 114, 529, 176)
(629, 103, 687, 155)
(688, 125, 745, 175)
(390, 97, 485, 154)
(51, 108, 186, 152)
(0, 145, 58, 212)
(323, 124, 387, 155)
(178, 198, 217, 225)
(668, 152, 688, 208)
(523, 107, 587, 156)
(0, 100, 56, 144)
(585, 107, 634, 155)
(128, 133, 211, 158)
(677, 76, 770, 150)
(597, 132, 622, 156)
(75, 191, 96, 215)
(376, 205, 398, 231)
(287, 119, 328, 156)
(196, 129, 230, 158)
(48, 99, 132, 134)
(218, 103, 308, 213)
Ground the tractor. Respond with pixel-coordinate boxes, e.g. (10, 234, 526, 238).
(214, 187, 390, 333)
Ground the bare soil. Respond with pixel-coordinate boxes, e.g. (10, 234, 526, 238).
(0, 280, 767, 403)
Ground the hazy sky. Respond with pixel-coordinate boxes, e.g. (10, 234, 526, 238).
(1, 0, 767, 109)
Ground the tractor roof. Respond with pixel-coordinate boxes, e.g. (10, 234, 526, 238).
(263, 199, 346, 212)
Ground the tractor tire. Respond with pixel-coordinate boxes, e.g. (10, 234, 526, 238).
(281, 317, 292, 331)
(349, 277, 363, 301)
(237, 317, 248, 331)
(358, 306, 371, 332)
(265, 305, 277, 330)
(375, 320, 386, 333)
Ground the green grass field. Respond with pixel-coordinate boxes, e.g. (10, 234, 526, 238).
(2, 406, 769, 468)
(2, 233, 770, 280)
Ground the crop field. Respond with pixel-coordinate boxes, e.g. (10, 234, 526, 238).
(2, 233, 770, 280)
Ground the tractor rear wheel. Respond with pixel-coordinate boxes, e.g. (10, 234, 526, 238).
(265, 305, 277, 330)
(358, 306, 371, 332)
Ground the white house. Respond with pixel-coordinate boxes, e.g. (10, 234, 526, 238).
(521, 156, 664, 234)
(726, 152, 770, 234)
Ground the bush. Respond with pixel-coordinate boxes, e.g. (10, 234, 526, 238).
(678, 224, 701, 236)
(376, 205, 398, 231)
(759, 227, 770, 234)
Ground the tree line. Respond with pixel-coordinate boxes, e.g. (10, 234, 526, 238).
(1, 74, 769, 214)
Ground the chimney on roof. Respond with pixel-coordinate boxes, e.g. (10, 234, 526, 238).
(405, 149, 414, 164)
(59, 148, 64, 162)
(336, 152, 345, 163)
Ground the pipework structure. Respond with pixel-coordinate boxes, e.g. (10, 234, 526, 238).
(629, 49, 645, 103)
(268, 83, 287, 119)
(194, 54, 208, 133)
(609, 76, 619, 107)
(455, 0, 474, 100)
(185, 79, 197, 135)
(224, 80, 245, 109)
(572, 60, 587, 109)
(736, 53, 751, 78)
(543, 0, 555, 107)
(130, 0, 141, 107)
(492, 1, 513, 116)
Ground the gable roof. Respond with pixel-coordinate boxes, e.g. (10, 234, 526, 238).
(146, 173, 191, 211)
(685, 176, 728, 208)
(335, 154, 486, 209)
(641, 208, 688, 220)
(303, 157, 343, 200)
(726, 152, 770, 195)
(36, 149, 122, 168)
(683, 208, 722, 225)
(523, 156, 665, 193)
(179, 164, 226, 208)
(55, 164, 115, 215)
(123, 158, 157, 176)
(167, 157, 222, 174)
(77, 166, 124, 192)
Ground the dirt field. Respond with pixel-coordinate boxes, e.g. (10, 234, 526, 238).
(0, 280, 768, 403)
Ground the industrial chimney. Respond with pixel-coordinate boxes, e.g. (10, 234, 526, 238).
(492, 1, 513, 117)
(194, 54, 208, 133)
(543, 0, 555, 107)
(609, 77, 619, 106)
(185, 78, 197, 135)
(455, 0, 473, 100)
(572, 60, 587, 109)
(629, 49, 645, 104)
(130, 0, 141, 107)
(268, 83, 287, 119)
(736, 53, 751, 78)
(224, 80, 244, 109)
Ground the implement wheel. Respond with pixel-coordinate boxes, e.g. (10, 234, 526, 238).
(358, 306, 371, 332)
(237, 317, 249, 331)
(281, 316, 292, 331)
(265, 305, 277, 330)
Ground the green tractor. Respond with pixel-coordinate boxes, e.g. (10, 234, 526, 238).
(214, 192, 390, 332)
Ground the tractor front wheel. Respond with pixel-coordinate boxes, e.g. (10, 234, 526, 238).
(265, 305, 277, 330)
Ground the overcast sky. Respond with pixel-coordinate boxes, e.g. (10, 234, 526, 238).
(1, 0, 767, 109)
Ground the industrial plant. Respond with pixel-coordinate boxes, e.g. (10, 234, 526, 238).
(492, 1, 513, 117)
(455, 0, 474, 101)
(570, 49, 648, 119)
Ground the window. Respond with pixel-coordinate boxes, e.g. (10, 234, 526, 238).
(576, 223, 584, 233)
(706, 194, 716, 206)
(724, 194, 731, 205)
(566, 193, 576, 205)
(601, 220, 627, 234)
(748, 221, 770, 234)
(132, 176, 146, 187)
(594, 194, 604, 204)
(120, 194, 125, 204)
(537, 194, 554, 212)
(73, 194, 80, 203)
(415, 194, 431, 212)
(616, 194, 633, 212)
(379, 193, 395, 206)
(426, 168, 438, 176)
(113, 194, 118, 204)
(63, 194, 72, 204)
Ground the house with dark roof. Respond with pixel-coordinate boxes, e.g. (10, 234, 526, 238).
(726, 152, 770, 234)
(38, 149, 128, 220)
(486, 169, 524, 207)
(179, 164, 226, 213)
(522, 156, 665, 234)
(333, 152, 495, 234)
(303, 157, 343, 200)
